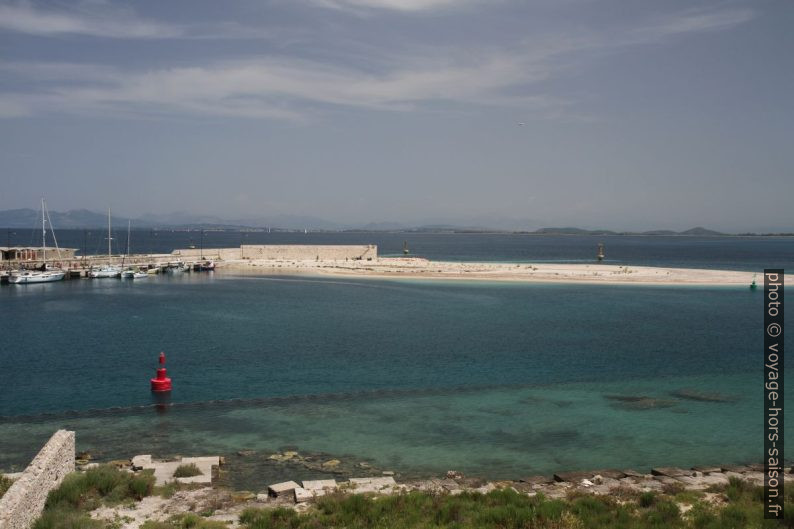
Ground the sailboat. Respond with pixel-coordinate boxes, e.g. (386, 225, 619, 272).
(9, 199, 65, 284)
(119, 220, 148, 279)
(89, 209, 121, 278)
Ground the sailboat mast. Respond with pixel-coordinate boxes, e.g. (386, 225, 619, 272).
(108, 208, 112, 263)
(41, 197, 46, 264)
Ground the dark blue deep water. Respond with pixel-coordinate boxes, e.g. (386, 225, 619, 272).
(6, 229, 794, 270)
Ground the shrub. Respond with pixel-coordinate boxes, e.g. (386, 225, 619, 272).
(35, 465, 156, 529)
(0, 475, 13, 499)
(718, 505, 749, 529)
(129, 472, 156, 500)
(173, 464, 203, 478)
(643, 499, 682, 528)
(724, 476, 751, 502)
(638, 491, 656, 507)
(32, 508, 103, 529)
(141, 514, 229, 529)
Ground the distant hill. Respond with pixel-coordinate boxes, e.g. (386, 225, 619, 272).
(0, 208, 134, 229)
(679, 227, 725, 236)
(534, 227, 619, 236)
(0, 208, 774, 236)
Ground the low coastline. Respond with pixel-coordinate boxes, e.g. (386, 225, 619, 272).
(216, 257, 780, 286)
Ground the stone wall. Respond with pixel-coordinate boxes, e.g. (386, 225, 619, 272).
(171, 245, 378, 261)
(170, 247, 242, 260)
(241, 245, 377, 261)
(0, 430, 75, 529)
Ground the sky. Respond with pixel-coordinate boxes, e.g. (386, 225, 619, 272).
(0, 0, 792, 231)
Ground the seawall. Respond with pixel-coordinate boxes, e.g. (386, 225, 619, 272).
(0, 430, 75, 529)
(172, 244, 377, 261)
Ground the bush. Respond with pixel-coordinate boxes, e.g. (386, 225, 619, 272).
(33, 508, 103, 529)
(643, 499, 682, 528)
(173, 464, 203, 478)
(724, 476, 752, 502)
(35, 465, 156, 529)
(638, 491, 656, 507)
(0, 475, 13, 499)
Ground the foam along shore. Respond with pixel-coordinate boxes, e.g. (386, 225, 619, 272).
(217, 257, 783, 286)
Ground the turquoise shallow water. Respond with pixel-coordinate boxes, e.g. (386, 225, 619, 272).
(0, 273, 789, 488)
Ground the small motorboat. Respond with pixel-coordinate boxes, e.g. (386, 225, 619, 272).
(167, 263, 186, 274)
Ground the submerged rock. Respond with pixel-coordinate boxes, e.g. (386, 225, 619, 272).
(322, 459, 341, 469)
(671, 389, 735, 403)
(605, 395, 678, 410)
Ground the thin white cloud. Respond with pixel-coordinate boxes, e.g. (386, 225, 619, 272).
(0, 52, 561, 120)
(0, 5, 756, 121)
(310, 0, 468, 12)
(0, 2, 183, 38)
(631, 7, 755, 41)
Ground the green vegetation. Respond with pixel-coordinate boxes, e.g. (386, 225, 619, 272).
(155, 480, 205, 499)
(33, 465, 155, 529)
(30, 470, 794, 529)
(0, 474, 14, 499)
(140, 513, 228, 529)
(237, 485, 794, 529)
(173, 463, 203, 478)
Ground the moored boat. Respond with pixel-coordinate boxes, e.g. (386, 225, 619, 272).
(9, 269, 66, 284)
(90, 266, 121, 278)
(9, 198, 65, 285)
(90, 209, 121, 278)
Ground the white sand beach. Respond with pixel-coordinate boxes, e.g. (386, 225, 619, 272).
(218, 257, 784, 286)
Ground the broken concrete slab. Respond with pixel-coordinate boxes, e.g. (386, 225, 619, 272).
(294, 487, 314, 503)
(553, 471, 593, 483)
(691, 466, 722, 474)
(269, 481, 300, 498)
(651, 467, 692, 478)
(131, 454, 218, 485)
(131, 455, 151, 470)
(348, 476, 398, 494)
(520, 475, 554, 485)
(591, 469, 627, 480)
(302, 479, 338, 491)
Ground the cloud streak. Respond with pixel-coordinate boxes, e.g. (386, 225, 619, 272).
(0, 2, 183, 38)
(310, 0, 471, 12)
(0, 4, 755, 120)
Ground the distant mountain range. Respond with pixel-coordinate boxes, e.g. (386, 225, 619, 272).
(0, 208, 787, 236)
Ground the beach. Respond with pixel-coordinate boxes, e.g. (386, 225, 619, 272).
(218, 257, 781, 286)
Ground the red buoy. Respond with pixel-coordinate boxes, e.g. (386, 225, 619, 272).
(150, 352, 172, 392)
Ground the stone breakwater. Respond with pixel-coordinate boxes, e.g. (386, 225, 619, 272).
(0, 430, 75, 529)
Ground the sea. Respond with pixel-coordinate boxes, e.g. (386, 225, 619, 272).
(0, 232, 791, 489)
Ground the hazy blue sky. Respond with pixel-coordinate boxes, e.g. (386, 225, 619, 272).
(0, 0, 791, 231)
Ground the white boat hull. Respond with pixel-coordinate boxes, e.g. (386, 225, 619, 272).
(9, 271, 65, 284)
(90, 267, 121, 278)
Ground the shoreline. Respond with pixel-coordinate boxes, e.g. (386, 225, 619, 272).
(13, 453, 790, 526)
(214, 257, 783, 286)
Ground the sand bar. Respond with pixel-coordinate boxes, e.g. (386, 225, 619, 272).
(217, 257, 786, 286)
